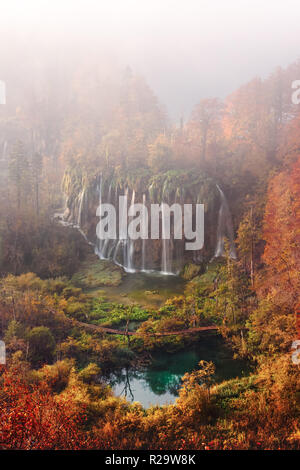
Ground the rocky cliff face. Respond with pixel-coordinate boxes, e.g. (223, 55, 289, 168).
(58, 167, 236, 275)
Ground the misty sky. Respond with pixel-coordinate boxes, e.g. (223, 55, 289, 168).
(1, 0, 300, 120)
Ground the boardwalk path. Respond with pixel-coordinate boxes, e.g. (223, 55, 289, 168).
(74, 320, 218, 336)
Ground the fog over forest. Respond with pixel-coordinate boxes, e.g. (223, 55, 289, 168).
(1, 0, 300, 119)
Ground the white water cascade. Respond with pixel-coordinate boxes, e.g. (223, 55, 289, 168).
(125, 189, 136, 273)
(59, 173, 237, 276)
(77, 188, 85, 227)
(95, 175, 105, 257)
(97, 187, 137, 273)
(161, 203, 175, 275)
(101, 182, 113, 258)
(110, 187, 128, 269)
(141, 193, 146, 272)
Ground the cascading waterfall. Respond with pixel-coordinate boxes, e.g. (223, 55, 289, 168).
(141, 193, 146, 271)
(95, 174, 105, 257)
(173, 192, 184, 275)
(161, 202, 174, 275)
(214, 185, 236, 259)
(107, 240, 117, 258)
(101, 182, 113, 258)
(113, 240, 122, 265)
(112, 184, 120, 263)
(60, 171, 237, 276)
(122, 189, 128, 268)
(76, 187, 95, 245)
(125, 189, 136, 273)
(108, 185, 119, 258)
(77, 188, 85, 227)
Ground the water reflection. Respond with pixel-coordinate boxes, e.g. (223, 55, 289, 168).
(112, 370, 178, 407)
(110, 337, 250, 408)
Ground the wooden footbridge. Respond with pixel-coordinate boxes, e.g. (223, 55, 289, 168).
(74, 320, 218, 336)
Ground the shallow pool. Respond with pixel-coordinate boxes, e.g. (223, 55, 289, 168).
(110, 336, 250, 408)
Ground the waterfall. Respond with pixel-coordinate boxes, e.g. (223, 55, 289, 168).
(54, 183, 94, 247)
(214, 185, 236, 259)
(101, 182, 113, 258)
(113, 240, 122, 265)
(95, 174, 105, 258)
(173, 193, 183, 275)
(108, 186, 136, 272)
(161, 202, 174, 275)
(109, 185, 120, 261)
(141, 193, 146, 271)
(77, 188, 85, 227)
(125, 189, 136, 273)
(61, 172, 237, 276)
(118, 187, 128, 269)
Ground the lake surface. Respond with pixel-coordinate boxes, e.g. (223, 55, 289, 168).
(110, 336, 250, 408)
(103, 270, 186, 308)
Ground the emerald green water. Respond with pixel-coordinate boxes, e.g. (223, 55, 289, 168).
(88, 267, 250, 408)
(111, 336, 250, 408)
